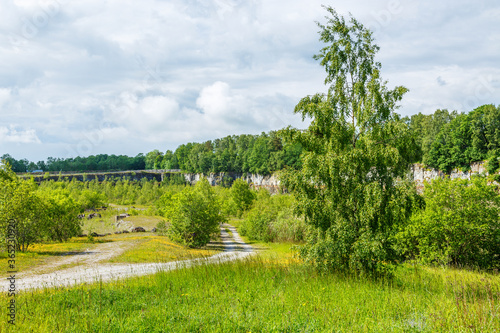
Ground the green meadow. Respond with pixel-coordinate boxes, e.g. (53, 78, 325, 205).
(2, 241, 499, 333)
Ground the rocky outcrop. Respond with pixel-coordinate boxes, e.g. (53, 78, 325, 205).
(24, 170, 166, 183)
(22, 162, 496, 194)
(411, 161, 491, 192)
(183, 172, 282, 193)
(186, 162, 495, 193)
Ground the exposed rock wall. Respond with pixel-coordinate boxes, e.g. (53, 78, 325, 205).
(24, 170, 164, 183)
(23, 162, 495, 194)
(411, 161, 490, 192)
(185, 162, 494, 193)
(183, 172, 282, 193)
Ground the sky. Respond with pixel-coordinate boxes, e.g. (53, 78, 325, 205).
(1, 0, 499, 162)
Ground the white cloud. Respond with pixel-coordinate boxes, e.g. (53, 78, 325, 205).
(0, 0, 498, 161)
(0, 88, 11, 106)
(0, 125, 41, 144)
(196, 81, 232, 117)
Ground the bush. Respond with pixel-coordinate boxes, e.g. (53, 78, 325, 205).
(0, 166, 83, 250)
(0, 177, 44, 251)
(229, 179, 255, 217)
(213, 186, 235, 217)
(128, 208, 139, 216)
(79, 190, 107, 210)
(42, 191, 82, 242)
(398, 176, 500, 269)
(155, 221, 168, 236)
(162, 178, 225, 247)
(240, 191, 306, 242)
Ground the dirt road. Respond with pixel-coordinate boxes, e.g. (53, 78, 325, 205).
(17, 225, 252, 291)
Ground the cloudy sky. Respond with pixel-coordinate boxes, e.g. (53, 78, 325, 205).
(1, 0, 499, 162)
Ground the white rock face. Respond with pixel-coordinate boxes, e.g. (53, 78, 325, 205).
(411, 162, 488, 184)
(182, 161, 494, 192)
(183, 172, 282, 192)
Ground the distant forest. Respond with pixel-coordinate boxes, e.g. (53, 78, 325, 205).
(2, 104, 499, 175)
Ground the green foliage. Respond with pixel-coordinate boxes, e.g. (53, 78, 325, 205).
(0, 164, 83, 251)
(486, 153, 500, 174)
(155, 220, 168, 236)
(4, 256, 499, 332)
(407, 109, 457, 165)
(162, 178, 225, 247)
(229, 179, 255, 217)
(163, 173, 187, 186)
(145, 149, 163, 169)
(79, 190, 107, 210)
(154, 185, 186, 216)
(41, 190, 82, 242)
(240, 191, 306, 242)
(240, 190, 274, 242)
(39, 178, 175, 207)
(1, 154, 30, 173)
(0, 177, 44, 251)
(398, 177, 500, 269)
(8, 153, 146, 173)
(213, 186, 236, 217)
(280, 7, 419, 275)
(412, 104, 500, 172)
(147, 131, 302, 175)
(0, 160, 16, 181)
(128, 208, 139, 216)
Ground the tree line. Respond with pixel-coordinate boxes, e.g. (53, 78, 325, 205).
(407, 104, 500, 173)
(3, 106, 500, 176)
(1, 153, 146, 173)
(2, 131, 302, 175)
(144, 131, 302, 174)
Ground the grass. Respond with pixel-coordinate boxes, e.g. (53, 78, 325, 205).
(3, 255, 499, 332)
(2, 217, 498, 331)
(108, 236, 219, 264)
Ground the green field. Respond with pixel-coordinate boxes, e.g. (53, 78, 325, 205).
(3, 240, 499, 332)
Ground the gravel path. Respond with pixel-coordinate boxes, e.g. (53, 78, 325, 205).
(16, 225, 252, 291)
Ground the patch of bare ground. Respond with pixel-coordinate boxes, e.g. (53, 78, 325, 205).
(17, 225, 252, 291)
(18, 240, 138, 276)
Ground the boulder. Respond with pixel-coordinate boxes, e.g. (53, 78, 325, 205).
(130, 226, 146, 233)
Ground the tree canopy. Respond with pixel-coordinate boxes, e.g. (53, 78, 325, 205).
(280, 7, 419, 275)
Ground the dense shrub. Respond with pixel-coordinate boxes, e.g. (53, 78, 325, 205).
(162, 178, 225, 247)
(240, 191, 306, 242)
(398, 176, 500, 269)
(41, 191, 82, 242)
(0, 165, 83, 250)
(229, 179, 256, 217)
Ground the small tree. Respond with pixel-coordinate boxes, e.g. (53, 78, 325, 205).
(280, 7, 418, 275)
(164, 178, 225, 247)
(79, 190, 107, 210)
(0, 176, 45, 252)
(43, 192, 82, 242)
(230, 178, 255, 217)
(399, 177, 500, 269)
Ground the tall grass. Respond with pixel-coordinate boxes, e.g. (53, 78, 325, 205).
(3, 257, 498, 332)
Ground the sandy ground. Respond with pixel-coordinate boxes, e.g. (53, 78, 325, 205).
(16, 225, 253, 291)
(21, 240, 137, 276)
